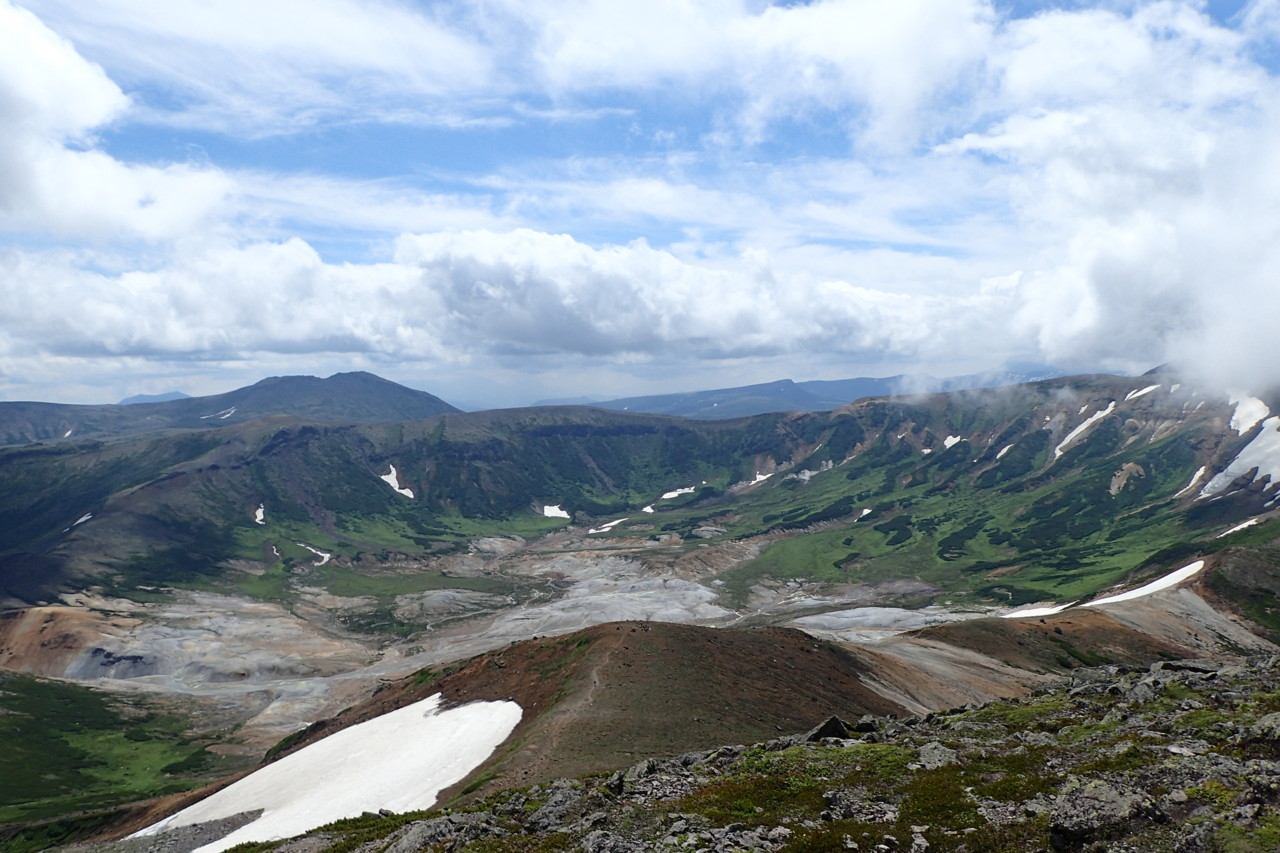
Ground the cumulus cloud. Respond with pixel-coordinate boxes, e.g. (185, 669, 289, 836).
(0, 230, 1022, 388)
(0, 1, 232, 239)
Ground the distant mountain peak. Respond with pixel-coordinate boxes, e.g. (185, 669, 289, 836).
(117, 391, 190, 406)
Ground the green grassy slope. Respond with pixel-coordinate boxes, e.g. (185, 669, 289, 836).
(0, 375, 1271, 611)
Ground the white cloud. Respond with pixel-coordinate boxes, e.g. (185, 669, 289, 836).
(511, 0, 995, 145)
(7, 1, 1280, 404)
(0, 1, 232, 238)
(21, 0, 495, 134)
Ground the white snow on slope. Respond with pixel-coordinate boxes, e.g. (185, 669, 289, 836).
(641, 505, 654, 514)
(1054, 402, 1116, 460)
(1200, 416, 1280, 498)
(379, 465, 414, 498)
(132, 695, 521, 853)
(589, 518, 629, 535)
(750, 472, 773, 484)
(1002, 559, 1208, 617)
(1174, 466, 1207, 498)
(543, 505, 570, 519)
(200, 407, 237, 420)
(1230, 395, 1270, 435)
(254, 504, 265, 525)
(73, 513, 92, 526)
(1125, 385, 1161, 402)
(1218, 518, 1261, 538)
(996, 444, 1013, 460)
(920, 448, 932, 455)
(1085, 561, 1207, 607)
(63, 428, 73, 438)
(943, 435, 961, 449)
(1002, 602, 1074, 619)
(661, 486, 695, 499)
(295, 543, 331, 566)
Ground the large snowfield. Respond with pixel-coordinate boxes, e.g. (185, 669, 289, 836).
(132, 694, 522, 853)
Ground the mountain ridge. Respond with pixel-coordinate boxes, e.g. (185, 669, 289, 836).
(589, 366, 1067, 419)
(0, 371, 460, 446)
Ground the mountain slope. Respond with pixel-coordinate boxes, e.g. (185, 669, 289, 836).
(0, 372, 459, 446)
(252, 553, 1275, 801)
(70, 550, 1278, 851)
(143, 652, 1280, 853)
(2, 373, 1276, 614)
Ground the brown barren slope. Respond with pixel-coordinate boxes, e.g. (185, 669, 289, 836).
(267, 621, 913, 804)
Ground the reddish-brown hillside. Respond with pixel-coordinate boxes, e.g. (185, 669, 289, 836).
(267, 621, 912, 802)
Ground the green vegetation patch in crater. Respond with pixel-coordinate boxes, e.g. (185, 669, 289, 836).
(0, 672, 235, 824)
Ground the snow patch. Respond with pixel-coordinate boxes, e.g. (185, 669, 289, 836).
(379, 465, 414, 499)
(920, 448, 932, 455)
(1174, 466, 1207, 498)
(751, 472, 773, 484)
(63, 428, 73, 438)
(661, 486, 696, 499)
(132, 695, 521, 853)
(996, 444, 1013, 460)
(296, 543, 331, 566)
(254, 504, 265, 525)
(1054, 402, 1116, 460)
(641, 505, 654, 514)
(73, 513, 92, 526)
(1124, 384, 1161, 402)
(1085, 560, 1207, 607)
(1200, 416, 1280, 498)
(1218, 518, 1261, 538)
(200, 407, 237, 420)
(856, 508, 871, 520)
(542, 505, 570, 519)
(1002, 602, 1074, 619)
(589, 518, 629, 535)
(943, 435, 961, 449)
(1230, 394, 1270, 435)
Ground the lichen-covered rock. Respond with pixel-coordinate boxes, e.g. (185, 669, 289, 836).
(916, 741, 958, 770)
(383, 812, 505, 853)
(1048, 778, 1160, 850)
(526, 778, 585, 833)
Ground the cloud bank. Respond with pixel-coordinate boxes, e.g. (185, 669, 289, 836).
(4, 0, 1280, 404)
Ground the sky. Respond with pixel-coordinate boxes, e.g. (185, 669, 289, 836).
(3, 0, 1280, 409)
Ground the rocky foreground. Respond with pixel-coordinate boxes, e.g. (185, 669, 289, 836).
(79, 653, 1280, 853)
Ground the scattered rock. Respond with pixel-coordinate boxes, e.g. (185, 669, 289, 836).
(916, 741, 958, 770)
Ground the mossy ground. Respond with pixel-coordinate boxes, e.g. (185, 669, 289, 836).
(0, 672, 240, 847)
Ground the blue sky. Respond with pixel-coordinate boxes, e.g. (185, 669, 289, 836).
(3, 0, 1280, 408)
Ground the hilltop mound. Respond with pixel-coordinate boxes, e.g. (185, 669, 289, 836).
(269, 621, 911, 800)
